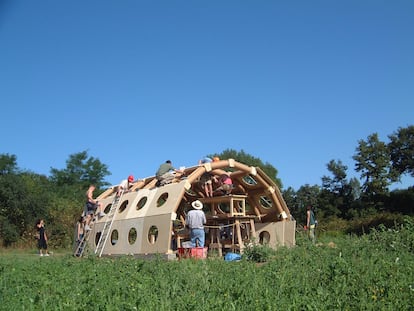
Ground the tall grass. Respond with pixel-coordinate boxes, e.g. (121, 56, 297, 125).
(1, 218, 413, 310)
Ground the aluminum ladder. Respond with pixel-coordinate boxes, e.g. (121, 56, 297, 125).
(74, 215, 97, 257)
(94, 191, 124, 257)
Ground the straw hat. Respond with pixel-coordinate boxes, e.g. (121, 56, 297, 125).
(191, 200, 203, 210)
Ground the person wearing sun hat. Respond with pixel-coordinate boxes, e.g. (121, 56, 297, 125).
(117, 175, 135, 196)
(185, 200, 207, 247)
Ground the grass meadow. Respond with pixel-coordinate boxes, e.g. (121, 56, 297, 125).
(1, 219, 413, 311)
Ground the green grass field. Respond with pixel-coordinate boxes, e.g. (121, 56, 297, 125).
(1, 221, 413, 311)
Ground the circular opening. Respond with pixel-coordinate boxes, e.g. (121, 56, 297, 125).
(104, 204, 112, 214)
(94, 232, 102, 246)
(136, 196, 148, 210)
(242, 175, 258, 186)
(111, 230, 119, 245)
(217, 203, 230, 214)
(148, 225, 158, 244)
(259, 231, 270, 244)
(157, 193, 168, 207)
(118, 200, 129, 213)
(128, 228, 137, 245)
(259, 196, 272, 209)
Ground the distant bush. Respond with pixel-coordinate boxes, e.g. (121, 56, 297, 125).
(345, 212, 406, 235)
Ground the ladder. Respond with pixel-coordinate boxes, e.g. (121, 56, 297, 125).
(94, 191, 124, 257)
(74, 216, 96, 257)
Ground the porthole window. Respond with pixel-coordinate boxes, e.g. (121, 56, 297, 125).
(136, 197, 148, 210)
(217, 203, 230, 214)
(128, 228, 137, 245)
(259, 196, 272, 209)
(157, 193, 168, 207)
(104, 203, 112, 214)
(94, 232, 102, 246)
(111, 230, 119, 245)
(242, 175, 258, 186)
(259, 231, 270, 244)
(118, 200, 129, 213)
(148, 225, 158, 244)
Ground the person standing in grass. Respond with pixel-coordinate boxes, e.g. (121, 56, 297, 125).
(36, 219, 50, 256)
(305, 205, 317, 244)
(185, 200, 206, 247)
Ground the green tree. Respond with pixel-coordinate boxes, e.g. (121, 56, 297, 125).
(353, 133, 391, 196)
(0, 171, 52, 246)
(294, 184, 321, 224)
(282, 187, 297, 219)
(213, 149, 282, 188)
(320, 159, 360, 218)
(0, 153, 18, 175)
(388, 125, 414, 181)
(49, 150, 111, 196)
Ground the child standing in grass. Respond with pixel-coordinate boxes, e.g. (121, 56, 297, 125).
(36, 219, 50, 256)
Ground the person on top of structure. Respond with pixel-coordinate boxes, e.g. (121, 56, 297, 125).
(198, 156, 214, 197)
(198, 156, 212, 165)
(155, 160, 182, 186)
(214, 173, 233, 195)
(117, 175, 135, 196)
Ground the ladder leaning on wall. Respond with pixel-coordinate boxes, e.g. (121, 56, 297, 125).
(94, 190, 124, 257)
(73, 210, 99, 257)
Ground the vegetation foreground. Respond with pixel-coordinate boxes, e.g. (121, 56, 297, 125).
(1, 219, 413, 311)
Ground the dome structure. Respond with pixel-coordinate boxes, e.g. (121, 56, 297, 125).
(80, 159, 296, 258)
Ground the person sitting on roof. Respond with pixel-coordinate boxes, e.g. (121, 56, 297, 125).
(198, 156, 212, 165)
(117, 175, 135, 196)
(155, 160, 183, 186)
(214, 173, 233, 195)
(198, 156, 214, 197)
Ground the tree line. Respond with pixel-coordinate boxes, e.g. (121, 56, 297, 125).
(0, 126, 413, 247)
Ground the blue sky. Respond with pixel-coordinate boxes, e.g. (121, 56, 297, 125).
(1, 0, 413, 190)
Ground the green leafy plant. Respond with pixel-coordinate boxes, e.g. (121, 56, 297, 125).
(242, 241, 276, 262)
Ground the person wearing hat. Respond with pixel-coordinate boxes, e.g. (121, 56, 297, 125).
(117, 175, 135, 197)
(185, 200, 207, 247)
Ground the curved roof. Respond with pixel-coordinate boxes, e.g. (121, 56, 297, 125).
(98, 158, 291, 222)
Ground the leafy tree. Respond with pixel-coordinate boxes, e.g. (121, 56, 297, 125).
(282, 187, 297, 219)
(0, 171, 52, 246)
(353, 133, 391, 196)
(320, 160, 361, 218)
(0, 153, 18, 175)
(49, 150, 111, 196)
(213, 149, 282, 188)
(321, 160, 348, 194)
(293, 184, 321, 224)
(388, 125, 414, 181)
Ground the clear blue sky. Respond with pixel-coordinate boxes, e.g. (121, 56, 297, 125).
(1, 0, 413, 190)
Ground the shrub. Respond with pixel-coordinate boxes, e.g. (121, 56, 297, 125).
(243, 242, 276, 262)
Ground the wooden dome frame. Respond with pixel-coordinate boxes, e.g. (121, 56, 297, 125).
(84, 159, 296, 258)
